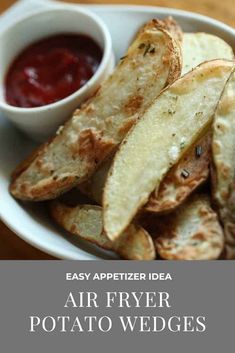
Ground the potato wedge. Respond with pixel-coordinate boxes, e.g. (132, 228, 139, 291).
(79, 130, 211, 210)
(50, 202, 156, 260)
(151, 16, 183, 43)
(182, 33, 234, 74)
(10, 19, 182, 201)
(11, 141, 51, 183)
(145, 131, 211, 213)
(212, 69, 235, 259)
(103, 60, 234, 241)
(153, 195, 224, 260)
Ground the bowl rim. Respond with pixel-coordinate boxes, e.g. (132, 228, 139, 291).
(0, 6, 112, 113)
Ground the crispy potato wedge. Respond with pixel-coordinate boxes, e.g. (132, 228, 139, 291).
(103, 60, 234, 241)
(79, 32, 234, 212)
(11, 141, 51, 183)
(212, 69, 235, 258)
(50, 202, 156, 260)
(153, 195, 224, 260)
(79, 131, 211, 211)
(10, 19, 182, 201)
(145, 131, 211, 213)
(182, 33, 234, 74)
(146, 33, 233, 213)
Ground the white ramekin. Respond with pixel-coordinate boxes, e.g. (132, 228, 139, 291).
(0, 7, 114, 141)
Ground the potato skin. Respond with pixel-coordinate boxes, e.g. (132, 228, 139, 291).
(10, 19, 182, 202)
(103, 60, 235, 241)
(79, 31, 235, 213)
(150, 195, 224, 260)
(145, 131, 211, 213)
(50, 202, 156, 260)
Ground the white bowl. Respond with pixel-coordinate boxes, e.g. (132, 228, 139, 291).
(0, 2, 235, 260)
(0, 6, 114, 141)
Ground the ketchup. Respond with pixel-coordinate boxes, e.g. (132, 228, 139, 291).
(5, 34, 102, 108)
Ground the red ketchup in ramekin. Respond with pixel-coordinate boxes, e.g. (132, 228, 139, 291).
(5, 34, 102, 108)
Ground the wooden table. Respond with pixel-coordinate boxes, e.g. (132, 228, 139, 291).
(0, 0, 234, 259)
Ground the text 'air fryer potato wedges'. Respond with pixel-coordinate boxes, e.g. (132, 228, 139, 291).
(50, 202, 156, 260)
(103, 60, 234, 241)
(154, 195, 224, 260)
(212, 69, 235, 259)
(10, 18, 182, 201)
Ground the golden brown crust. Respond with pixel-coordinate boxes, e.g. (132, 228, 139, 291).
(50, 201, 156, 260)
(141, 17, 183, 44)
(160, 17, 183, 43)
(114, 224, 156, 260)
(117, 117, 137, 137)
(10, 139, 53, 183)
(149, 19, 182, 87)
(145, 131, 211, 213)
(77, 129, 116, 167)
(124, 95, 144, 115)
(50, 202, 113, 250)
(11, 175, 79, 202)
(10, 19, 182, 202)
(103, 60, 234, 241)
(151, 195, 224, 260)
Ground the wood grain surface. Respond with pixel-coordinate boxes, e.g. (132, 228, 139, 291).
(0, 0, 234, 259)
